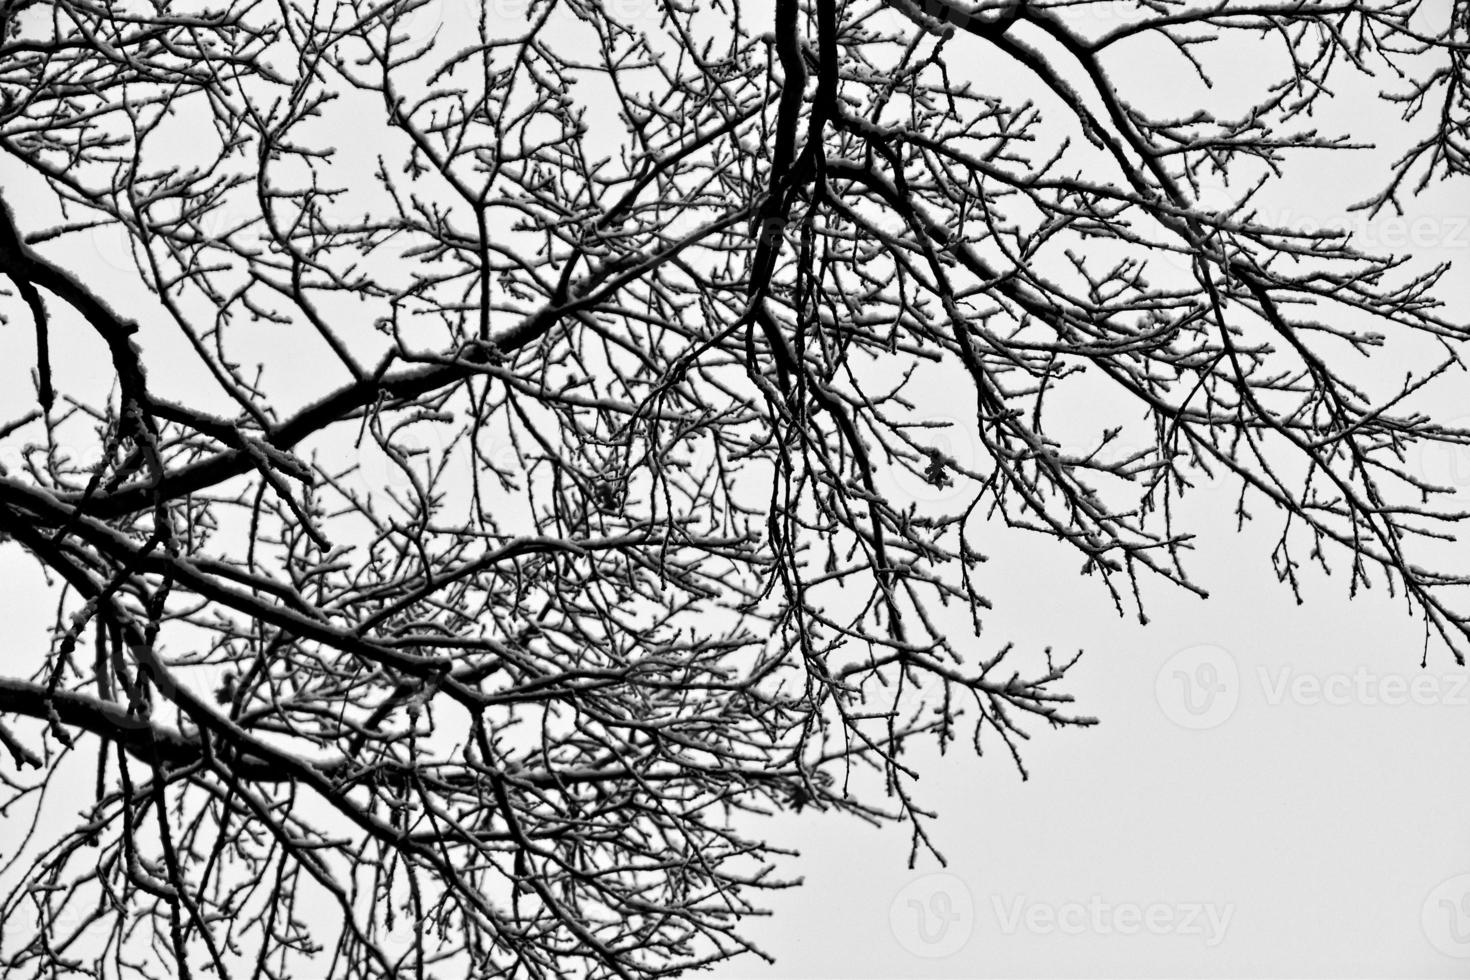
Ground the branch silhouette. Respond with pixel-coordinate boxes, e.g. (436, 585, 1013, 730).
(0, 0, 1467, 976)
